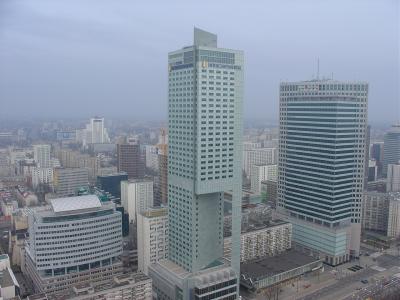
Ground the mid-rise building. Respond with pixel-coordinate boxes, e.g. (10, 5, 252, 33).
(261, 180, 278, 208)
(24, 195, 123, 297)
(383, 124, 400, 177)
(56, 149, 100, 184)
(117, 138, 144, 179)
(137, 207, 168, 275)
(387, 163, 400, 192)
(278, 80, 368, 265)
(31, 167, 53, 189)
(224, 220, 292, 262)
(33, 145, 51, 168)
(362, 191, 400, 238)
(149, 28, 243, 300)
(121, 179, 153, 223)
(250, 164, 277, 194)
(367, 160, 378, 182)
(243, 141, 262, 151)
(370, 142, 384, 175)
(144, 145, 159, 171)
(243, 147, 277, 177)
(53, 168, 89, 197)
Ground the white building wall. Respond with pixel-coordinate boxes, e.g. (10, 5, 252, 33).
(387, 194, 400, 238)
(33, 145, 51, 168)
(32, 167, 53, 188)
(121, 180, 154, 223)
(145, 145, 159, 171)
(387, 164, 400, 192)
(137, 209, 168, 275)
(224, 222, 292, 262)
(243, 148, 277, 177)
(250, 164, 277, 194)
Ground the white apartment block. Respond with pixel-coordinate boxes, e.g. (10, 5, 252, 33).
(33, 144, 51, 168)
(145, 145, 159, 171)
(121, 179, 154, 223)
(137, 207, 168, 275)
(243, 147, 277, 177)
(243, 141, 262, 151)
(224, 220, 292, 262)
(387, 193, 400, 238)
(387, 164, 400, 192)
(362, 192, 400, 238)
(250, 164, 277, 194)
(32, 167, 53, 189)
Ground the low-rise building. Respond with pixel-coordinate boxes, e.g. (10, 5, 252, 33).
(0, 254, 20, 299)
(240, 250, 322, 292)
(66, 273, 152, 300)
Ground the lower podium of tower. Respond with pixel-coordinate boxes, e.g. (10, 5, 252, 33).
(148, 259, 238, 300)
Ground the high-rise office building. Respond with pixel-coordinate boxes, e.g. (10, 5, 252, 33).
(149, 28, 243, 300)
(383, 124, 400, 177)
(278, 80, 368, 265)
(24, 195, 123, 297)
(137, 207, 168, 275)
(33, 144, 51, 168)
(121, 179, 153, 223)
(117, 138, 144, 179)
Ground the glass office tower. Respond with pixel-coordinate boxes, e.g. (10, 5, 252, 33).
(149, 28, 243, 300)
(278, 80, 368, 265)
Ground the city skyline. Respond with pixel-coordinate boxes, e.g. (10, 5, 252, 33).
(0, 1, 400, 299)
(0, 0, 398, 125)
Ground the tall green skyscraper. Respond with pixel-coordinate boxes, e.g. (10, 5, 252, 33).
(149, 28, 243, 300)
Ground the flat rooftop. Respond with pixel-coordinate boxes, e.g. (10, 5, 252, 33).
(51, 195, 101, 213)
(242, 219, 289, 234)
(241, 250, 320, 280)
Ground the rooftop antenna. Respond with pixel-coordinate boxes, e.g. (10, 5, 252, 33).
(331, 72, 334, 80)
(317, 58, 320, 80)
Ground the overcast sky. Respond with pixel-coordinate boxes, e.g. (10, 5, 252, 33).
(0, 0, 399, 124)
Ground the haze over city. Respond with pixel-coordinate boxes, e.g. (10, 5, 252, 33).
(0, 1, 400, 300)
(0, 0, 399, 124)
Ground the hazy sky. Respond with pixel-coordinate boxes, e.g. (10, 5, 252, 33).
(0, 0, 399, 124)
